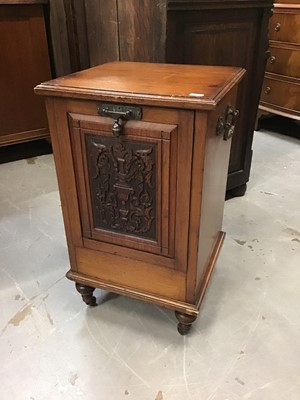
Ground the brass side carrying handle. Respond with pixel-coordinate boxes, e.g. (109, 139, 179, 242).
(216, 105, 239, 141)
(269, 55, 276, 64)
(98, 103, 142, 137)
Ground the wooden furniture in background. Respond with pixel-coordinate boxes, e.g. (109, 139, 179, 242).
(48, 0, 272, 196)
(35, 62, 245, 334)
(0, 0, 52, 146)
(259, 0, 300, 121)
(166, 0, 272, 196)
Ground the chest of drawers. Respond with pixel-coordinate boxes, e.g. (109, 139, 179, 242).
(35, 62, 244, 334)
(259, 1, 300, 120)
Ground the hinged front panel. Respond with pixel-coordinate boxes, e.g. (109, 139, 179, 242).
(69, 113, 178, 258)
(86, 135, 157, 240)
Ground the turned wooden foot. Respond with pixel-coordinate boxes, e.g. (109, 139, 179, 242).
(175, 311, 197, 335)
(75, 283, 97, 306)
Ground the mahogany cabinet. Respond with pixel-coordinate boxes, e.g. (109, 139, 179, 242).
(35, 62, 245, 334)
(259, 0, 300, 121)
(0, 0, 52, 146)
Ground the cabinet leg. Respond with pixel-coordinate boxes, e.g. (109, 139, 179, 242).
(228, 183, 247, 198)
(75, 283, 97, 306)
(175, 311, 197, 335)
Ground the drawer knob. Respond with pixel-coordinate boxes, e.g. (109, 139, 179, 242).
(216, 105, 239, 141)
(274, 22, 281, 32)
(269, 55, 276, 64)
(265, 86, 271, 95)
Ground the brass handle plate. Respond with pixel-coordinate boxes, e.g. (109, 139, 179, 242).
(216, 105, 239, 141)
(98, 103, 142, 137)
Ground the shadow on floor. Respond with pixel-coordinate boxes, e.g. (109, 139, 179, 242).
(257, 115, 300, 139)
(0, 139, 53, 164)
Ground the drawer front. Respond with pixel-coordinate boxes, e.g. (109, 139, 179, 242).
(269, 11, 300, 43)
(267, 45, 300, 78)
(261, 77, 300, 112)
(68, 106, 194, 271)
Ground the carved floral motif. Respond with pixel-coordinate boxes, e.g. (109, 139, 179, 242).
(86, 136, 156, 239)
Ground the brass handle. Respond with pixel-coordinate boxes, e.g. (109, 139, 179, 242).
(110, 119, 123, 137)
(274, 22, 281, 32)
(98, 103, 142, 137)
(269, 55, 276, 64)
(216, 106, 239, 141)
(101, 108, 131, 137)
(265, 86, 271, 95)
(101, 108, 132, 120)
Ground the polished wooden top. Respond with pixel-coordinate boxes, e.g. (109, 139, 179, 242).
(35, 62, 245, 110)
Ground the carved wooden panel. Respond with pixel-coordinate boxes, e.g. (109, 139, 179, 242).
(69, 113, 178, 256)
(86, 135, 157, 240)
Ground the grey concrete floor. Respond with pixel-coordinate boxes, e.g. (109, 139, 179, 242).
(0, 129, 299, 400)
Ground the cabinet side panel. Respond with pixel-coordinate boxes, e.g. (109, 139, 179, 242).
(85, 0, 119, 66)
(0, 4, 51, 142)
(48, 98, 85, 270)
(186, 112, 207, 303)
(118, 0, 167, 62)
(44, 98, 78, 268)
(49, 0, 72, 76)
(63, 0, 90, 72)
(195, 86, 238, 298)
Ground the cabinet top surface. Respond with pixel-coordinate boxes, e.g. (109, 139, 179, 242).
(35, 62, 245, 110)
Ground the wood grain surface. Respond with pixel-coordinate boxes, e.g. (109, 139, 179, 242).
(35, 62, 245, 110)
(40, 61, 244, 332)
(0, 3, 51, 145)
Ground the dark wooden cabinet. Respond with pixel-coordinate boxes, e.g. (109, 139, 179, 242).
(166, 1, 272, 194)
(48, 0, 272, 194)
(35, 62, 245, 334)
(0, 1, 52, 146)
